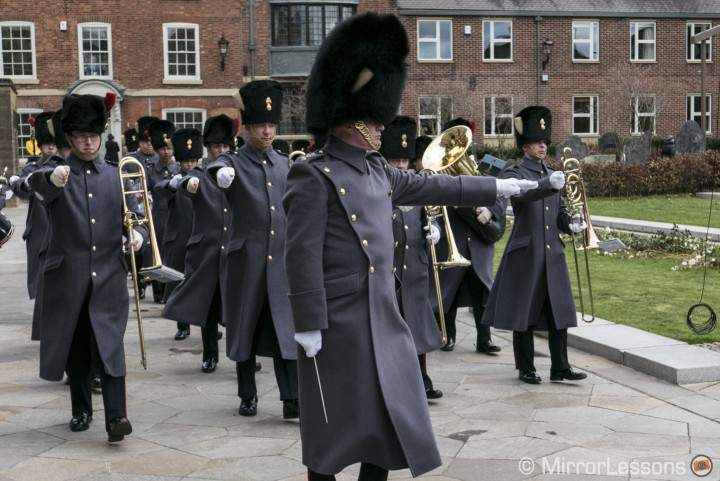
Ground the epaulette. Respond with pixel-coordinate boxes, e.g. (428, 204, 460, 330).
(298, 150, 326, 163)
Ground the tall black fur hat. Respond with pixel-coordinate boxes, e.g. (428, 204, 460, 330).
(379, 116, 416, 159)
(49, 110, 69, 150)
(413, 135, 432, 162)
(203, 114, 237, 147)
(136, 116, 159, 142)
(123, 128, 139, 152)
(169, 128, 203, 161)
(234, 80, 283, 125)
(292, 139, 311, 153)
(272, 139, 290, 156)
(148, 120, 176, 150)
(514, 106, 552, 146)
(61, 93, 112, 134)
(305, 13, 409, 135)
(443, 117, 474, 133)
(33, 112, 56, 146)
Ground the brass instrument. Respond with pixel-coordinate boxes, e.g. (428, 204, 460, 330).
(561, 147, 597, 323)
(421, 125, 477, 342)
(118, 157, 184, 368)
(287, 150, 305, 167)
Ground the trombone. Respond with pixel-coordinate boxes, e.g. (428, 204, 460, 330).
(420, 125, 477, 342)
(118, 157, 184, 368)
(561, 147, 597, 323)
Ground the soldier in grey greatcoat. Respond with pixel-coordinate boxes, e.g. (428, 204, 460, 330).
(382, 116, 444, 400)
(482, 106, 588, 384)
(208, 80, 298, 419)
(284, 13, 537, 481)
(29, 93, 147, 442)
(162, 115, 237, 373)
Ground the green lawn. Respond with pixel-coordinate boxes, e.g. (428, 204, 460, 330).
(492, 222, 720, 344)
(587, 194, 720, 228)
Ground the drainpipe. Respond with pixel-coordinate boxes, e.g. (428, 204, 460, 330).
(536, 16, 542, 105)
(248, 0, 256, 80)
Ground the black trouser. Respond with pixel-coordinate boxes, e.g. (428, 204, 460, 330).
(201, 283, 222, 361)
(437, 268, 491, 345)
(67, 286, 127, 432)
(419, 354, 433, 391)
(513, 294, 571, 372)
(308, 463, 389, 481)
(236, 356, 298, 400)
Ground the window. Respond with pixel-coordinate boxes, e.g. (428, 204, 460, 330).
(163, 108, 205, 131)
(483, 20, 512, 61)
(278, 84, 307, 135)
(418, 96, 452, 136)
(417, 20, 452, 61)
(0, 21, 36, 79)
(572, 96, 599, 135)
(163, 23, 200, 80)
(78, 23, 112, 78)
(17, 108, 42, 161)
(573, 21, 599, 61)
(687, 94, 711, 133)
(631, 96, 655, 134)
(687, 23, 712, 61)
(272, 4, 356, 47)
(630, 21, 655, 61)
(483, 96, 513, 136)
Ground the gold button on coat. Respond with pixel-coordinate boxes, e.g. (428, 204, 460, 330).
(545, 206, 549, 211)
(88, 193, 93, 198)
(86, 170, 91, 174)
(546, 226, 549, 230)
(271, 206, 276, 211)
(362, 240, 368, 246)
(351, 215, 357, 221)
(546, 244, 550, 249)
(92, 272, 97, 277)
(340, 188, 346, 195)
(370, 267, 374, 273)
(268, 255, 273, 260)
(91, 219, 95, 224)
(267, 182, 272, 187)
(324, 167, 330, 172)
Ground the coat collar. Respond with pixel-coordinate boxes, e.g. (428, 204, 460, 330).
(240, 142, 282, 165)
(324, 135, 371, 173)
(67, 152, 104, 174)
(519, 157, 547, 173)
(153, 159, 176, 173)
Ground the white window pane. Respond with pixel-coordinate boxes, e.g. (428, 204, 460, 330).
(418, 21, 435, 39)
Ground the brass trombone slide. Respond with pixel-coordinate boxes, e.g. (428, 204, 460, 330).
(561, 147, 596, 323)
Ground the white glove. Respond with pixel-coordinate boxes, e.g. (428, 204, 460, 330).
(475, 206, 492, 225)
(423, 223, 440, 245)
(294, 330, 322, 357)
(549, 171, 566, 190)
(50, 166, 69, 187)
(186, 177, 200, 193)
(126, 231, 144, 252)
(216, 167, 235, 189)
(495, 178, 538, 198)
(569, 213, 588, 233)
(9, 175, 19, 186)
(168, 174, 182, 191)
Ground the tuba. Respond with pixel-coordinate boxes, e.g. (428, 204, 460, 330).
(287, 150, 305, 168)
(561, 147, 597, 323)
(420, 125, 476, 343)
(118, 157, 184, 368)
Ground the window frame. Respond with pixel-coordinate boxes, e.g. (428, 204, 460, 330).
(0, 21, 37, 80)
(630, 21, 656, 62)
(483, 95, 514, 137)
(162, 107, 206, 131)
(687, 94, 712, 133)
(163, 23, 201, 81)
(17, 108, 42, 162)
(271, 3, 356, 47)
(687, 22, 712, 62)
(417, 19, 453, 62)
(418, 96, 453, 137)
(77, 22, 113, 80)
(482, 20, 513, 62)
(572, 20, 599, 62)
(572, 95, 599, 135)
(631, 95, 656, 134)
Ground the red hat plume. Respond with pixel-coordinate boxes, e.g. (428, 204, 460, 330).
(469, 120, 476, 134)
(28, 117, 35, 128)
(104, 92, 116, 113)
(233, 118, 240, 135)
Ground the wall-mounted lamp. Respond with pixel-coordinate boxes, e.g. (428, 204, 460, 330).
(218, 34, 229, 71)
(541, 37, 554, 70)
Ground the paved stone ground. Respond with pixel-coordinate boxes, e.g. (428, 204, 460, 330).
(4, 202, 720, 481)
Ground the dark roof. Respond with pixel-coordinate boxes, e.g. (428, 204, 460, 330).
(398, 0, 720, 17)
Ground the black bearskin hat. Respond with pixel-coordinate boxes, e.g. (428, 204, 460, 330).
(49, 110, 69, 150)
(203, 114, 237, 147)
(379, 116, 416, 159)
(414, 135, 432, 161)
(33, 112, 55, 146)
(514, 106, 552, 146)
(123, 128, 139, 152)
(443, 117, 474, 133)
(292, 139, 311, 153)
(61, 93, 113, 134)
(170, 129, 203, 161)
(234, 80, 283, 125)
(148, 120, 176, 151)
(305, 13, 409, 135)
(272, 139, 290, 156)
(135, 116, 159, 142)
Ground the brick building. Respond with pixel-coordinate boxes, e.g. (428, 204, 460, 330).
(1, 0, 719, 164)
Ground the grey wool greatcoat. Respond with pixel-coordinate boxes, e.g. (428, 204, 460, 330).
(208, 143, 296, 362)
(162, 162, 231, 327)
(482, 157, 577, 332)
(29, 153, 147, 381)
(155, 177, 194, 301)
(145, 160, 180, 248)
(12, 155, 64, 300)
(391, 206, 442, 355)
(430, 197, 507, 312)
(283, 136, 497, 477)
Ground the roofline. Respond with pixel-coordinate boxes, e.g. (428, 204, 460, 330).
(398, 9, 720, 19)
